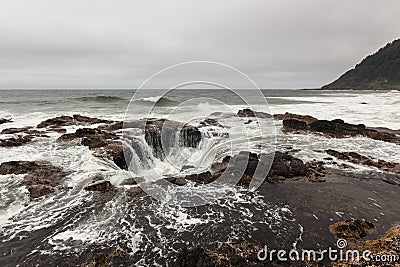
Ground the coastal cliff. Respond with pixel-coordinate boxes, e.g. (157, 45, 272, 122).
(322, 39, 400, 90)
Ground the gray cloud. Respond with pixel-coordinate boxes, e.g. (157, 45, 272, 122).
(0, 0, 399, 89)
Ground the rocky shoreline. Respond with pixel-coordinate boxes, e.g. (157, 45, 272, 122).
(0, 110, 399, 266)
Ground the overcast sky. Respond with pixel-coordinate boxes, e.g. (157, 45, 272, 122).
(0, 0, 399, 89)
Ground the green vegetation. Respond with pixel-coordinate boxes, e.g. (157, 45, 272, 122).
(322, 39, 400, 90)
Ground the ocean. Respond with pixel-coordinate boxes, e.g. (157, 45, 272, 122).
(0, 89, 399, 265)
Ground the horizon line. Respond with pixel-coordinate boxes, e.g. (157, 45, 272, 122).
(0, 87, 320, 90)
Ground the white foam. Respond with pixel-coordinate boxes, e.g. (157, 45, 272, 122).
(269, 91, 400, 129)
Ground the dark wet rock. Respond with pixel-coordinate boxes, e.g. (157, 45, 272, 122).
(0, 135, 33, 147)
(180, 126, 202, 148)
(180, 165, 195, 171)
(382, 178, 400, 186)
(81, 137, 108, 149)
(360, 102, 368, 104)
(370, 126, 400, 136)
(237, 108, 271, 119)
(89, 173, 105, 182)
(174, 177, 188, 186)
(283, 117, 400, 144)
(1, 126, 32, 134)
(287, 148, 302, 154)
(185, 171, 220, 184)
(165, 177, 188, 186)
(0, 161, 46, 175)
(199, 118, 224, 128)
(210, 155, 231, 173)
(58, 128, 116, 142)
(37, 115, 74, 128)
(283, 119, 307, 130)
(0, 161, 66, 198)
(334, 224, 400, 266)
(132, 118, 201, 159)
(0, 118, 12, 124)
(124, 186, 145, 197)
(268, 151, 307, 178)
(340, 163, 354, 169)
(326, 149, 400, 174)
(120, 178, 137, 186)
(330, 220, 374, 240)
(102, 143, 130, 170)
(123, 118, 202, 159)
(28, 131, 49, 138)
(207, 151, 263, 185)
(231, 152, 259, 175)
(21, 165, 66, 188)
(364, 130, 400, 143)
(363, 224, 400, 256)
(28, 185, 55, 198)
(48, 127, 67, 133)
(84, 180, 115, 193)
(82, 248, 124, 267)
(58, 128, 118, 148)
(174, 242, 264, 267)
(184, 151, 324, 186)
(97, 121, 123, 132)
(37, 114, 112, 128)
(309, 119, 366, 137)
(274, 112, 318, 124)
(305, 160, 328, 182)
(1, 127, 49, 141)
(72, 114, 111, 124)
(57, 127, 128, 169)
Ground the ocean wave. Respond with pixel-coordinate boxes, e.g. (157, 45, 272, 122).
(134, 96, 178, 106)
(0, 100, 58, 105)
(75, 96, 126, 102)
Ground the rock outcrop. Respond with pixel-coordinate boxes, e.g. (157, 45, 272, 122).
(0, 136, 33, 147)
(305, 160, 328, 182)
(1, 127, 49, 147)
(274, 112, 317, 124)
(37, 115, 200, 169)
(178, 151, 327, 186)
(1, 126, 32, 134)
(0, 118, 12, 124)
(131, 118, 201, 159)
(326, 149, 400, 174)
(0, 161, 67, 198)
(102, 143, 130, 170)
(84, 180, 115, 193)
(199, 118, 224, 128)
(97, 121, 123, 132)
(124, 186, 145, 197)
(174, 242, 263, 267)
(330, 220, 374, 240)
(363, 224, 400, 257)
(237, 109, 271, 119)
(81, 248, 124, 267)
(331, 223, 400, 266)
(58, 128, 118, 148)
(37, 114, 112, 129)
(282, 117, 400, 144)
(56, 128, 128, 169)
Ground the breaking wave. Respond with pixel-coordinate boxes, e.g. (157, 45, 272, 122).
(133, 96, 178, 106)
(76, 96, 126, 102)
